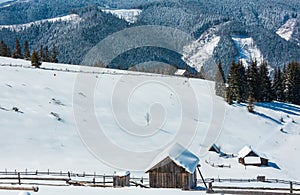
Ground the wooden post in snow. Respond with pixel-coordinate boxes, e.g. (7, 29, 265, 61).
(290, 181, 293, 194)
(197, 165, 207, 189)
(18, 172, 21, 185)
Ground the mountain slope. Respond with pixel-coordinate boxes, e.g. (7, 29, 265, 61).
(1, 57, 300, 183)
(1, 0, 300, 76)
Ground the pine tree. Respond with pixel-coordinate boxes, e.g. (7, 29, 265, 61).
(39, 44, 44, 61)
(0, 40, 9, 56)
(272, 67, 284, 101)
(44, 46, 49, 62)
(215, 61, 226, 98)
(285, 62, 300, 104)
(226, 85, 233, 105)
(12, 38, 22, 59)
(226, 61, 239, 102)
(51, 45, 58, 63)
(31, 50, 41, 68)
(24, 40, 30, 60)
(282, 64, 288, 102)
(247, 60, 260, 101)
(247, 94, 255, 113)
(259, 61, 273, 102)
(236, 60, 247, 102)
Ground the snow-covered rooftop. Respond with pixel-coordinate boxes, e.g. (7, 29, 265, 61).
(146, 143, 199, 174)
(238, 145, 268, 159)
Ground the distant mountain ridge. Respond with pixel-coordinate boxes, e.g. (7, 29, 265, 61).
(0, 0, 300, 77)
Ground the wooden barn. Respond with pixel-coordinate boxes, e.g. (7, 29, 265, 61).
(146, 143, 199, 190)
(238, 145, 268, 166)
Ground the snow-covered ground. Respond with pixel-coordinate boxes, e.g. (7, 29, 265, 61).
(183, 26, 220, 72)
(0, 14, 82, 32)
(232, 35, 264, 67)
(102, 9, 142, 23)
(0, 57, 300, 194)
(276, 18, 297, 41)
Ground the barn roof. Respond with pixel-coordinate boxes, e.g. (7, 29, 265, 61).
(209, 144, 221, 153)
(238, 145, 268, 159)
(146, 143, 199, 174)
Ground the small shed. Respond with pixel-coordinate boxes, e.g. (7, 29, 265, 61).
(146, 143, 199, 190)
(113, 171, 130, 187)
(238, 146, 268, 166)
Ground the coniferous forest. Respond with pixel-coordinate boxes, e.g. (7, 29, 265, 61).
(215, 60, 300, 108)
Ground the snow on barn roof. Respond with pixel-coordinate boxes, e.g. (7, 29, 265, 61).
(238, 145, 268, 159)
(146, 143, 199, 174)
(174, 69, 186, 76)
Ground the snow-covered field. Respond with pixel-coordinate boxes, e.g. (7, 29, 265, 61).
(183, 26, 220, 72)
(0, 57, 300, 194)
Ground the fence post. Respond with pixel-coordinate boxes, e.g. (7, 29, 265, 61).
(18, 172, 21, 185)
(290, 181, 293, 194)
(103, 174, 105, 187)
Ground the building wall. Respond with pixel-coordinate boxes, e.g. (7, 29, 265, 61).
(148, 159, 196, 189)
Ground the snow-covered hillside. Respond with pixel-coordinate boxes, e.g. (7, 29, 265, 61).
(0, 14, 82, 32)
(1, 57, 300, 194)
(276, 18, 297, 41)
(102, 9, 142, 23)
(182, 26, 220, 72)
(232, 36, 264, 67)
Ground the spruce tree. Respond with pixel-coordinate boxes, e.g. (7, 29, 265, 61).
(51, 45, 58, 63)
(247, 60, 260, 101)
(259, 61, 272, 102)
(282, 64, 288, 102)
(247, 94, 255, 113)
(226, 61, 239, 102)
(272, 67, 284, 101)
(24, 40, 30, 60)
(215, 61, 226, 98)
(285, 62, 300, 104)
(39, 44, 44, 61)
(236, 60, 247, 102)
(1, 40, 11, 57)
(31, 50, 41, 68)
(12, 38, 22, 59)
(44, 46, 49, 62)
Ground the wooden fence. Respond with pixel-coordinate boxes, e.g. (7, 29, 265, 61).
(0, 169, 299, 194)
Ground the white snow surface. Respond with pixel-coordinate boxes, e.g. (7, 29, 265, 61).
(183, 26, 220, 72)
(276, 18, 297, 41)
(102, 9, 142, 23)
(0, 14, 82, 32)
(0, 57, 300, 194)
(232, 36, 264, 67)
